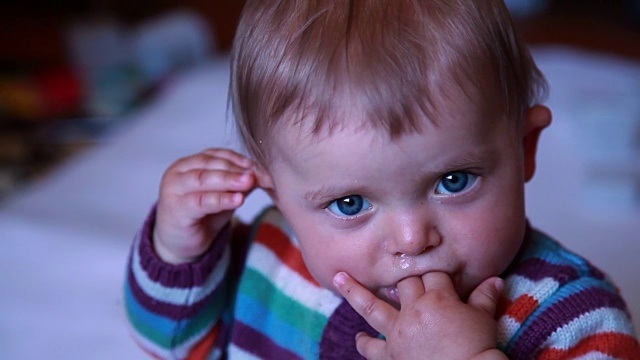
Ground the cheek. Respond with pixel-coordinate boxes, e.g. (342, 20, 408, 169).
(294, 223, 378, 293)
(449, 176, 526, 272)
(276, 209, 343, 291)
(465, 191, 526, 273)
(297, 234, 339, 289)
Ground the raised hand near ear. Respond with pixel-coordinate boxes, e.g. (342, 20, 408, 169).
(154, 148, 256, 264)
(333, 272, 507, 360)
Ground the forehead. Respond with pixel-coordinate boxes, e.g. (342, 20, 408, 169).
(268, 97, 508, 176)
(263, 75, 505, 166)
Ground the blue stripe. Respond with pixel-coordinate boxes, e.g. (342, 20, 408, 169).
(506, 275, 619, 354)
(235, 292, 319, 359)
(124, 281, 178, 349)
(527, 231, 593, 271)
(532, 276, 618, 318)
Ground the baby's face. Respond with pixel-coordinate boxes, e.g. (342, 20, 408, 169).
(265, 105, 531, 306)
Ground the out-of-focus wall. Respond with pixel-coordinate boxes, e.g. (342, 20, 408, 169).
(517, 0, 640, 59)
(0, 0, 246, 68)
(2, 0, 639, 68)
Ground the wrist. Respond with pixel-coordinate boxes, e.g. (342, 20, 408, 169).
(152, 236, 199, 264)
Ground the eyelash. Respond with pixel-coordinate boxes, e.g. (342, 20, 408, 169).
(434, 171, 480, 196)
(324, 195, 373, 220)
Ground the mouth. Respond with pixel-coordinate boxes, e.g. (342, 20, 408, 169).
(377, 286, 401, 309)
(376, 271, 464, 308)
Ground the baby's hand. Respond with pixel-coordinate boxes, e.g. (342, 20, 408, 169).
(153, 148, 256, 264)
(334, 272, 507, 360)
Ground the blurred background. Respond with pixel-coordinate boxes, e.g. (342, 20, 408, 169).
(0, 0, 639, 200)
(0, 0, 638, 358)
(0, 0, 243, 196)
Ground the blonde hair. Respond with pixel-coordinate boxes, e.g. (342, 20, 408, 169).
(230, 0, 548, 165)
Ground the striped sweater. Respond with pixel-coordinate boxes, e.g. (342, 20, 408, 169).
(125, 207, 640, 359)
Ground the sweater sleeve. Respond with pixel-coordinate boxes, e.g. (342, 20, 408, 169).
(532, 279, 640, 360)
(498, 230, 640, 359)
(124, 206, 240, 360)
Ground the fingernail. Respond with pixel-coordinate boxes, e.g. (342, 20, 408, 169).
(494, 278, 504, 292)
(333, 272, 347, 286)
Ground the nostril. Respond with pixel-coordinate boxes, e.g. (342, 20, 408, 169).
(393, 244, 431, 257)
(429, 226, 442, 247)
(385, 222, 442, 255)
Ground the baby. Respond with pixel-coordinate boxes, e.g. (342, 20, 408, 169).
(125, 0, 640, 359)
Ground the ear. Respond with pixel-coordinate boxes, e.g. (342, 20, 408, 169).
(253, 163, 276, 197)
(522, 105, 552, 182)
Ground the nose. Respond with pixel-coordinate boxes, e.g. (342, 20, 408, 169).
(385, 212, 441, 256)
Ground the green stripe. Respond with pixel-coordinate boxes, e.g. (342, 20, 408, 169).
(126, 277, 230, 348)
(125, 296, 171, 348)
(240, 268, 328, 341)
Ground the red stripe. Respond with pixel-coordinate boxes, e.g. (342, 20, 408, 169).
(186, 324, 222, 360)
(538, 332, 640, 360)
(255, 223, 320, 286)
(506, 294, 539, 323)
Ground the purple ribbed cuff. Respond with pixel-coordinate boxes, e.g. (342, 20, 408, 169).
(137, 205, 231, 288)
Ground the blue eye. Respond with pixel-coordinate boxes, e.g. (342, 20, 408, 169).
(436, 172, 477, 194)
(327, 195, 371, 217)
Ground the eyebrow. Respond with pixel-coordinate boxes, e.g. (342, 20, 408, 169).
(304, 185, 349, 203)
(436, 149, 490, 173)
(302, 148, 493, 203)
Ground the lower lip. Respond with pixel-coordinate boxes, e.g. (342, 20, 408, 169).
(378, 273, 464, 306)
(380, 286, 401, 306)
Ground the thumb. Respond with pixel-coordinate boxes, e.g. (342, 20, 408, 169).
(467, 277, 504, 317)
(355, 332, 387, 360)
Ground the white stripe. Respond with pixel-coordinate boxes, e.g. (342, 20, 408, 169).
(543, 307, 636, 350)
(505, 275, 559, 303)
(497, 316, 521, 347)
(247, 242, 342, 317)
(128, 320, 216, 360)
(127, 322, 175, 360)
(131, 233, 231, 305)
(170, 323, 217, 359)
(228, 344, 261, 360)
(575, 353, 617, 360)
(209, 348, 223, 360)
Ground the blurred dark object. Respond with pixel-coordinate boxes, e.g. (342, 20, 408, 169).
(0, 67, 83, 121)
(0, 1, 242, 201)
(518, 0, 640, 59)
(0, 65, 84, 199)
(632, 0, 640, 23)
(504, 0, 551, 19)
(0, 0, 245, 68)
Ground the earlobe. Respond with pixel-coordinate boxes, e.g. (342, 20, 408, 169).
(523, 105, 552, 182)
(253, 163, 276, 194)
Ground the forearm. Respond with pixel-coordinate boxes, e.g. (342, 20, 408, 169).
(124, 207, 234, 359)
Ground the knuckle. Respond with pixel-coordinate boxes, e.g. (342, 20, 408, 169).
(202, 155, 224, 167)
(224, 171, 241, 184)
(191, 192, 218, 211)
(195, 169, 208, 187)
(196, 193, 207, 209)
(361, 297, 379, 317)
